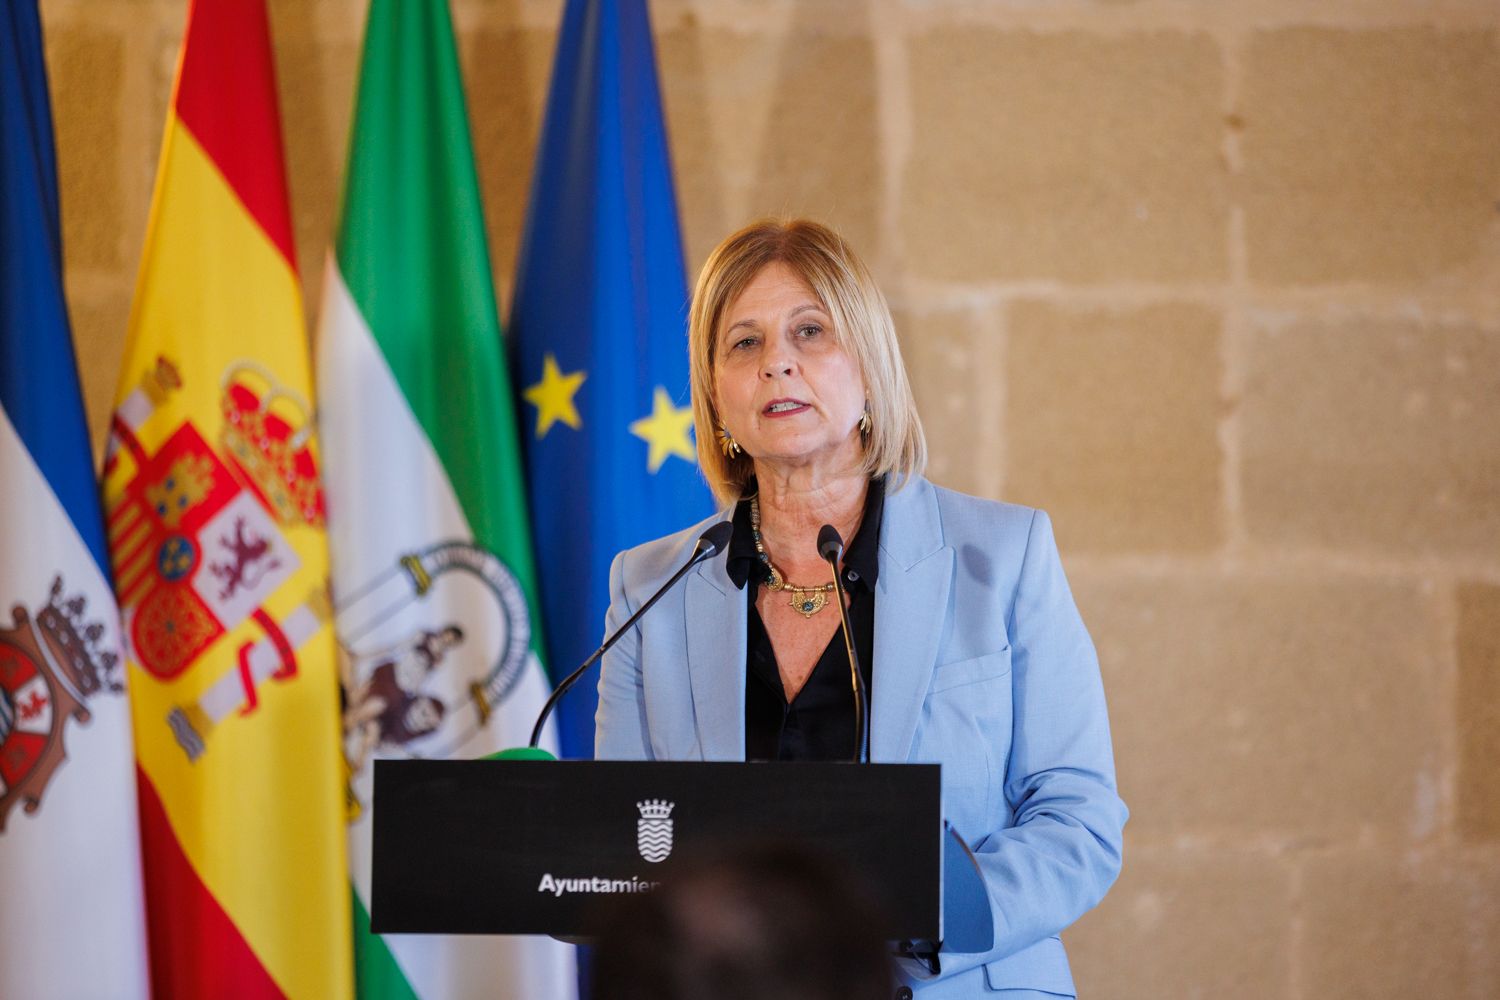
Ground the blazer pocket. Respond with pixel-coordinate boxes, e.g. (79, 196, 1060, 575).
(982, 935, 1076, 996)
(928, 646, 1012, 694)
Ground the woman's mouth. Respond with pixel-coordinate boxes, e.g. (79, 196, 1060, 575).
(763, 399, 810, 417)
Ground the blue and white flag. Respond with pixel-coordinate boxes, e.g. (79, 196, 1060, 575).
(511, 0, 714, 760)
(0, 4, 150, 996)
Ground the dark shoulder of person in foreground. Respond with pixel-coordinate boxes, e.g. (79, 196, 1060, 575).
(591, 843, 895, 1000)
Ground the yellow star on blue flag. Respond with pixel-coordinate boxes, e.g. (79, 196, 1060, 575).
(523, 353, 586, 437)
(629, 386, 695, 472)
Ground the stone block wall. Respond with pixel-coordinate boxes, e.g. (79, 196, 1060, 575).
(37, 1, 1500, 996)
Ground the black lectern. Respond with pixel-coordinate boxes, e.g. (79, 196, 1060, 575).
(371, 759, 978, 947)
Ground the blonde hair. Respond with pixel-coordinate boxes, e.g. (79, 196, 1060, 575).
(689, 219, 927, 506)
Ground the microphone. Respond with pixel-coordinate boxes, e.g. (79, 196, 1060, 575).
(501, 520, 734, 758)
(815, 525, 842, 563)
(818, 524, 869, 763)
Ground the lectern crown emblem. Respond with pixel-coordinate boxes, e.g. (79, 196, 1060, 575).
(636, 798, 674, 863)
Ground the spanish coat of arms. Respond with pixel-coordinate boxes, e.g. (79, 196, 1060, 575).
(104, 357, 330, 760)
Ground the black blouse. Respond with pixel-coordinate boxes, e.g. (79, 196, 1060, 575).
(725, 479, 884, 761)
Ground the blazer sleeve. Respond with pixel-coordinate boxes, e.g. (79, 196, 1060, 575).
(942, 508, 1127, 977)
(594, 549, 655, 761)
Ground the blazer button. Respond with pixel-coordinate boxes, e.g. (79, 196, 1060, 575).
(895, 988, 913, 1000)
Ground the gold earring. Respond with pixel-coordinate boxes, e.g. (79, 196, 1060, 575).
(858, 405, 872, 436)
(718, 424, 742, 458)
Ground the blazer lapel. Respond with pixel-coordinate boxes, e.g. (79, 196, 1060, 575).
(685, 550, 747, 760)
(871, 477, 952, 762)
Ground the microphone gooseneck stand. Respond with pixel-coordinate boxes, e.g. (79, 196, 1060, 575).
(821, 526, 954, 972)
(817, 523, 869, 763)
(520, 520, 735, 753)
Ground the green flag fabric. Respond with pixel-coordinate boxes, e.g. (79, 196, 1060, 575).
(317, 2, 574, 997)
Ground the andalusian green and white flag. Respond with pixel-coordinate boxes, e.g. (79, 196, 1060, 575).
(316, 2, 575, 997)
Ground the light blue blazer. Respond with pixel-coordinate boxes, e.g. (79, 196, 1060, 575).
(596, 475, 1126, 997)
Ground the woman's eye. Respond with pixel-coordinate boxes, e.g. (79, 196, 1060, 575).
(796, 324, 823, 339)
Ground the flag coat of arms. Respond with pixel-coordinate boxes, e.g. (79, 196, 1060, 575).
(511, 0, 714, 762)
(317, 2, 575, 997)
(100, 0, 353, 995)
(0, 3, 150, 996)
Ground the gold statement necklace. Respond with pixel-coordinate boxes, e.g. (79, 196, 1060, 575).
(749, 495, 836, 619)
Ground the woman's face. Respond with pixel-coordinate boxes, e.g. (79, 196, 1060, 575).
(712, 261, 866, 476)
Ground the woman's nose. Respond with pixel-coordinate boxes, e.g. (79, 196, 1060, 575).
(760, 347, 793, 379)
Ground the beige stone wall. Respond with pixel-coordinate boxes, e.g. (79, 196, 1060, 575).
(38, 0, 1500, 996)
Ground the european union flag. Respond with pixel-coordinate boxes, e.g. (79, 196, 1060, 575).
(511, 0, 713, 760)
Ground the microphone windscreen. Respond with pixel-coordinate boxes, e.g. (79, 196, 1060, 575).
(698, 520, 734, 557)
(817, 524, 844, 562)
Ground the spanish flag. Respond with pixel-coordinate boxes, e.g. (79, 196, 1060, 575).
(102, 1, 353, 996)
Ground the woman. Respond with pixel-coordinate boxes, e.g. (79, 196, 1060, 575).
(596, 219, 1126, 998)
